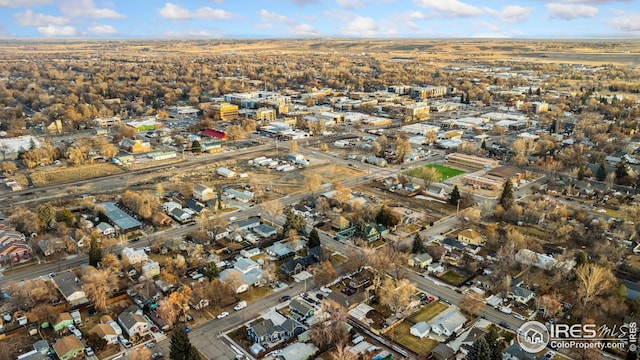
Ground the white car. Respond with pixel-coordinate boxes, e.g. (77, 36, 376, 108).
(217, 312, 229, 319)
(513, 313, 526, 321)
(320, 287, 332, 293)
(234, 301, 247, 311)
(67, 324, 82, 339)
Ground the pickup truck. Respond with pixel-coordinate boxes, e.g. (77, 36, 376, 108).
(234, 301, 247, 311)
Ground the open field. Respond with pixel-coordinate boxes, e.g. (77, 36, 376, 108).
(405, 164, 465, 181)
(390, 321, 439, 356)
(30, 163, 124, 186)
(439, 270, 468, 286)
(300, 163, 362, 183)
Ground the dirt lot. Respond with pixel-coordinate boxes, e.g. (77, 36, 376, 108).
(0, 330, 37, 360)
(30, 163, 124, 186)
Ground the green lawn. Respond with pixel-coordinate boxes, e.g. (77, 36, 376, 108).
(404, 164, 465, 181)
(239, 287, 272, 303)
(408, 302, 448, 323)
(439, 270, 468, 286)
(389, 321, 439, 356)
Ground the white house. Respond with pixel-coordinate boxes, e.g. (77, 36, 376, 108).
(122, 247, 148, 265)
(162, 201, 181, 213)
(142, 261, 160, 278)
(410, 322, 430, 338)
(117, 311, 149, 338)
(96, 222, 115, 236)
(219, 257, 264, 293)
(89, 324, 118, 345)
(193, 184, 215, 201)
(430, 310, 466, 337)
(510, 285, 535, 304)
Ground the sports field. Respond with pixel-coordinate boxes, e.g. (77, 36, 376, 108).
(405, 164, 465, 180)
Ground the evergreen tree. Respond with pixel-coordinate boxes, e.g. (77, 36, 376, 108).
(499, 179, 515, 210)
(483, 326, 505, 360)
(88, 238, 102, 268)
(467, 338, 492, 360)
(616, 160, 629, 182)
(308, 228, 321, 248)
(577, 165, 586, 180)
(203, 261, 219, 281)
(412, 233, 424, 254)
(191, 140, 201, 153)
(283, 208, 306, 235)
(448, 185, 461, 206)
(596, 163, 607, 181)
(170, 327, 200, 360)
(460, 93, 465, 103)
(481, 139, 486, 150)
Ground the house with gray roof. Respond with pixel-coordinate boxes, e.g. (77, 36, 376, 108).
(117, 311, 148, 338)
(266, 242, 294, 260)
(510, 285, 535, 304)
(289, 299, 314, 321)
(52, 271, 88, 306)
(100, 202, 142, 232)
(254, 224, 277, 238)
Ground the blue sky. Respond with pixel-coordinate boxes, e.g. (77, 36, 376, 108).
(1, 0, 639, 39)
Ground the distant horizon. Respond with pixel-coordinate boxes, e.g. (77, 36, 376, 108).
(0, 0, 639, 40)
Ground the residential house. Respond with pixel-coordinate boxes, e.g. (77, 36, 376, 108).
(52, 335, 84, 360)
(142, 261, 160, 278)
(161, 201, 181, 213)
(235, 217, 261, 231)
(151, 211, 172, 226)
(118, 311, 149, 338)
(219, 257, 264, 293)
(427, 262, 445, 274)
(53, 312, 74, 332)
(457, 229, 484, 246)
(430, 344, 455, 360)
(503, 344, 536, 360)
(410, 322, 430, 338)
(430, 310, 466, 337)
(332, 216, 351, 230)
(170, 207, 192, 223)
(277, 342, 318, 360)
(185, 199, 205, 213)
(280, 319, 306, 339)
(0, 225, 30, 266)
(458, 327, 487, 355)
(442, 238, 466, 252)
(193, 184, 215, 201)
(289, 299, 314, 321)
(247, 319, 282, 344)
(52, 272, 88, 306)
(88, 323, 118, 345)
(510, 285, 535, 304)
(266, 242, 294, 260)
(96, 222, 116, 236)
(280, 257, 311, 277)
(253, 224, 277, 238)
(122, 247, 148, 265)
(408, 253, 433, 269)
(119, 138, 151, 153)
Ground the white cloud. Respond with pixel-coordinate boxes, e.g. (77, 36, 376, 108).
(158, 2, 236, 20)
(14, 10, 68, 26)
(37, 25, 78, 37)
(478, 20, 501, 32)
(291, 23, 320, 36)
(490, 5, 533, 23)
(60, 0, 125, 19)
(291, 0, 320, 6)
(342, 16, 379, 36)
(336, 0, 366, 9)
(0, 0, 49, 7)
(88, 23, 117, 35)
(606, 13, 640, 32)
(324, 9, 354, 21)
(159, 3, 193, 20)
(258, 9, 295, 25)
(547, 3, 598, 19)
(414, 0, 483, 17)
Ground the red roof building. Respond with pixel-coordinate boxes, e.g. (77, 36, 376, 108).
(203, 129, 227, 140)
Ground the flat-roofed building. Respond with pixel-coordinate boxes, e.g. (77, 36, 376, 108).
(255, 108, 276, 122)
(446, 153, 499, 170)
(211, 102, 239, 121)
(404, 102, 430, 122)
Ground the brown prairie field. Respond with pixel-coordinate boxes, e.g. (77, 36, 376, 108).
(30, 163, 124, 186)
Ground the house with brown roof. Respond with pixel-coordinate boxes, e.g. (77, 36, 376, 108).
(457, 229, 484, 246)
(0, 225, 30, 266)
(53, 335, 83, 360)
(89, 323, 118, 345)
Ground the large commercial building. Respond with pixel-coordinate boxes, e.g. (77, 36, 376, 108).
(211, 102, 239, 121)
(446, 153, 499, 170)
(0, 135, 40, 160)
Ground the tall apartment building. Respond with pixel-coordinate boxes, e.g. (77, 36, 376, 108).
(255, 108, 276, 122)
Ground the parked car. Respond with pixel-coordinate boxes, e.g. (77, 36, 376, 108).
(84, 347, 94, 356)
(217, 312, 229, 319)
(499, 321, 511, 329)
(152, 352, 164, 359)
(118, 334, 131, 348)
(183, 326, 190, 333)
(145, 341, 156, 348)
(234, 301, 247, 311)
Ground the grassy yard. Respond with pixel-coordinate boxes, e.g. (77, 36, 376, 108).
(439, 270, 468, 286)
(330, 253, 347, 265)
(30, 163, 124, 186)
(408, 302, 448, 323)
(389, 321, 439, 357)
(404, 164, 465, 181)
(239, 286, 272, 303)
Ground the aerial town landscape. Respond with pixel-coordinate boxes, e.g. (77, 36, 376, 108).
(2, 2, 640, 360)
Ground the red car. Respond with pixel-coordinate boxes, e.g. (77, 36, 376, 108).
(150, 326, 159, 333)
